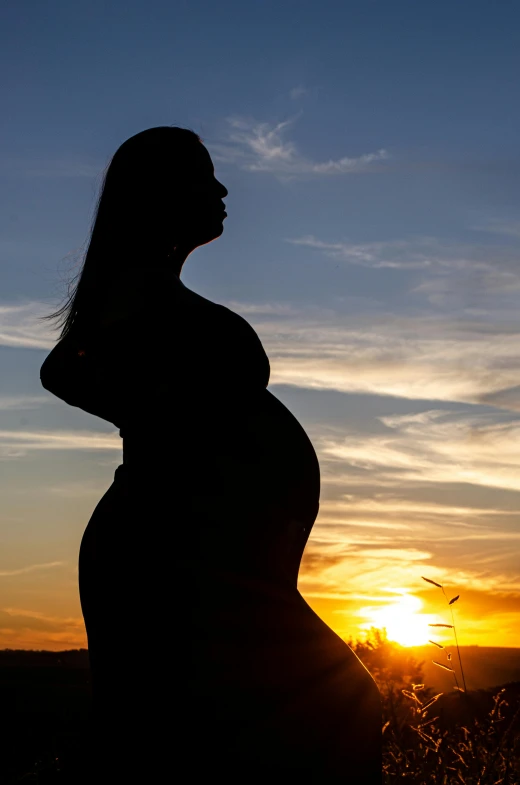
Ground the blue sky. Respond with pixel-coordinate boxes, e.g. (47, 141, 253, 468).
(1, 0, 520, 651)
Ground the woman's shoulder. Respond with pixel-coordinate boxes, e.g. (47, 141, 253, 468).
(94, 267, 262, 349)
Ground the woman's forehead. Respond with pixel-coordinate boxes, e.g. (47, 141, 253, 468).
(194, 144, 214, 172)
(172, 142, 215, 182)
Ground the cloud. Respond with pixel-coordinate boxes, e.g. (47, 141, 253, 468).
(0, 561, 64, 577)
(480, 385, 520, 412)
(243, 312, 520, 408)
(0, 395, 52, 410)
(318, 408, 520, 493)
(45, 480, 111, 498)
(244, 232, 520, 410)
(316, 496, 519, 530)
(210, 115, 387, 179)
(0, 301, 57, 349)
(285, 233, 520, 277)
(354, 548, 433, 561)
(299, 577, 520, 646)
(0, 428, 120, 457)
(222, 301, 297, 316)
(295, 403, 520, 628)
(289, 85, 307, 100)
(286, 235, 434, 269)
(298, 504, 520, 616)
(284, 233, 520, 319)
(0, 607, 86, 649)
(472, 219, 520, 239)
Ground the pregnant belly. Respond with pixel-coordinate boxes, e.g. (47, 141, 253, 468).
(239, 388, 321, 520)
(182, 388, 321, 575)
(113, 387, 321, 584)
(121, 386, 320, 522)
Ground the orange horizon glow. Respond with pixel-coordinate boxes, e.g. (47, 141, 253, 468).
(358, 592, 440, 647)
(2, 569, 520, 651)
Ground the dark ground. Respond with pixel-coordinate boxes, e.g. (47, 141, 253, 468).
(2, 647, 520, 784)
(0, 650, 91, 784)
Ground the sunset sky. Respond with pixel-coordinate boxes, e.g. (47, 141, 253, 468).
(1, 0, 520, 650)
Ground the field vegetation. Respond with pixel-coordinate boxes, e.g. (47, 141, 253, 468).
(350, 576, 520, 783)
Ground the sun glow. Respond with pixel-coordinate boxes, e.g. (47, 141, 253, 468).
(361, 592, 436, 647)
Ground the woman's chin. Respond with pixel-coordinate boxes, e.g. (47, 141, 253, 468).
(208, 223, 225, 240)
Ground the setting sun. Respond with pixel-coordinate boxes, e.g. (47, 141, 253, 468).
(361, 593, 437, 647)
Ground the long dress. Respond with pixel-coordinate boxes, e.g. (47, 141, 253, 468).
(40, 276, 381, 783)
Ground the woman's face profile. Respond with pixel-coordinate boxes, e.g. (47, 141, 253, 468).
(175, 142, 228, 252)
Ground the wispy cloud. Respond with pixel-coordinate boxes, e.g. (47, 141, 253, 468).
(222, 300, 297, 316)
(286, 235, 433, 268)
(297, 481, 520, 641)
(0, 561, 64, 577)
(0, 395, 52, 410)
(0, 606, 86, 649)
(289, 85, 308, 100)
(285, 234, 520, 280)
(210, 115, 387, 179)
(472, 218, 520, 239)
(317, 496, 519, 527)
(0, 429, 120, 458)
(45, 479, 112, 498)
(240, 311, 520, 408)
(228, 224, 520, 409)
(0, 301, 57, 349)
(319, 408, 520, 493)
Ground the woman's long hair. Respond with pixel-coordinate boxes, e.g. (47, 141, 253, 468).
(39, 126, 202, 341)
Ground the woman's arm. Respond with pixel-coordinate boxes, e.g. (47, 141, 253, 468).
(40, 267, 185, 421)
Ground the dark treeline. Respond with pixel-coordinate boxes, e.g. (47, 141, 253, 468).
(0, 649, 89, 668)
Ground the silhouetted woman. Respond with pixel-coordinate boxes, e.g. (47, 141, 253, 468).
(39, 126, 381, 783)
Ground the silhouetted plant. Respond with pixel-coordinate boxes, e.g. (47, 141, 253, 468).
(348, 628, 431, 733)
(422, 575, 467, 693)
(351, 585, 520, 783)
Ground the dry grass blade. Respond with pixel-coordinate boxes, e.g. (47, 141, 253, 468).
(412, 683, 424, 691)
(422, 576, 443, 588)
(429, 623, 453, 628)
(416, 716, 440, 729)
(429, 639, 444, 648)
(447, 746, 468, 768)
(421, 693, 443, 711)
(449, 595, 460, 605)
(415, 727, 441, 749)
(433, 660, 454, 672)
(402, 689, 421, 702)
